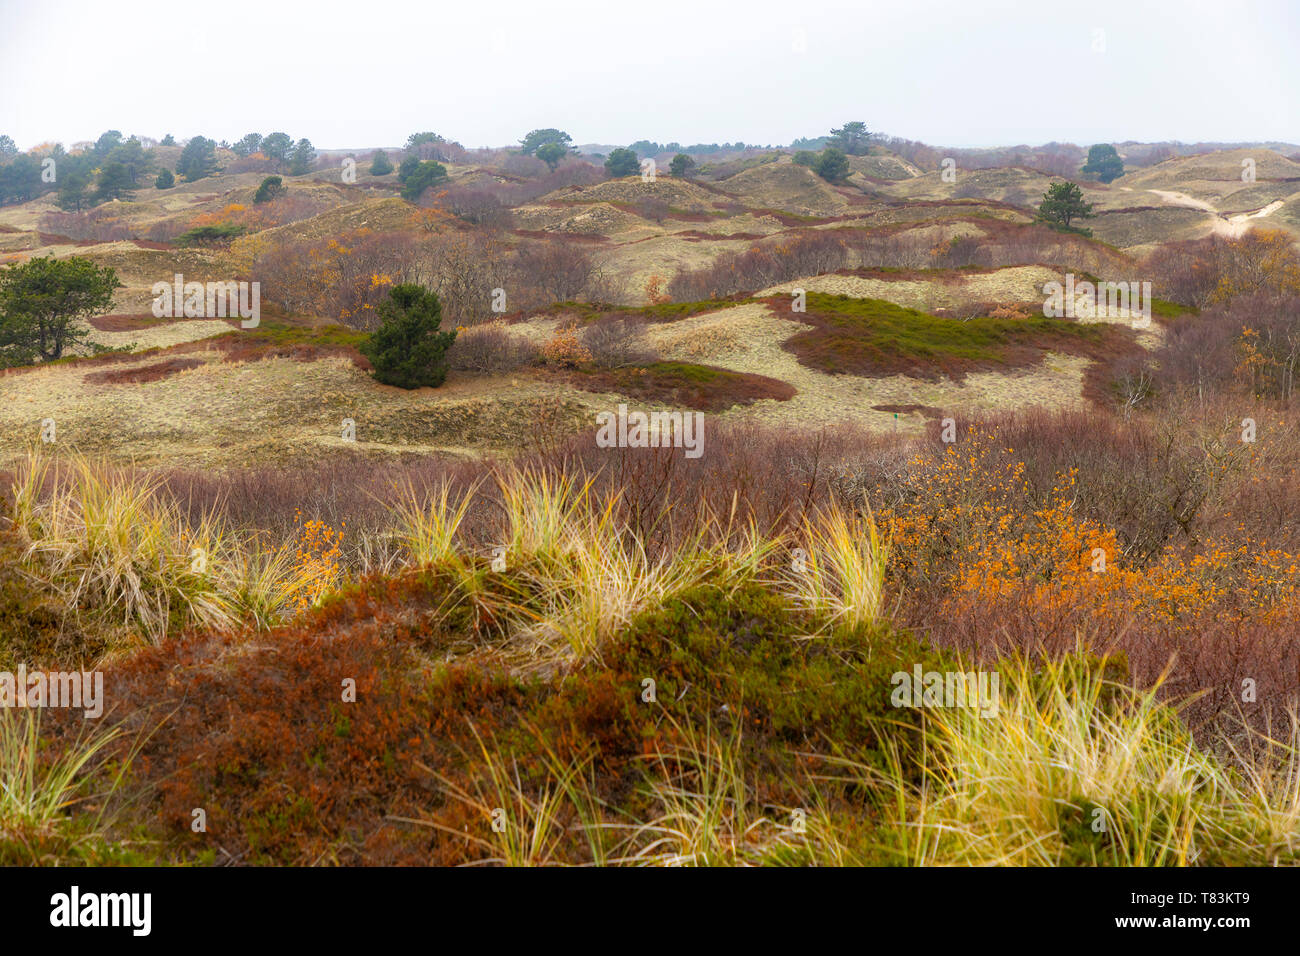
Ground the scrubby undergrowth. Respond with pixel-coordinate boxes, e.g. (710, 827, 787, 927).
(6, 400, 1300, 865)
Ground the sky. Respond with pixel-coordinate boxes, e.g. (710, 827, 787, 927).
(1, 0, 1296, 152)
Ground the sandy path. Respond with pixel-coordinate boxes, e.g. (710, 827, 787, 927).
(1215, 199, 1287, 238)
(1146, 189, 1218, 213)
(1146, 188, 1290, 238)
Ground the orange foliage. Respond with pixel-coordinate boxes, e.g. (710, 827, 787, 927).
(882, 427, 1300, 635)
(408, 202, 455, 233)
(1208, 229, 1300, 305)
(644, 275, 671, 305)
(189, 202, 268, 233)
(281, 511, 345, 614)
(541, 326, 593, 367)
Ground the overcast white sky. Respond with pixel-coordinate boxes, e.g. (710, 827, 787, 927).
(1, 0, 1295, 151)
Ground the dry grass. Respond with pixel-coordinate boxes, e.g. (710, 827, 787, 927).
(9, 448, 317, 640)
(786, 503, 889, 630)
(868, 657, 1300, 866)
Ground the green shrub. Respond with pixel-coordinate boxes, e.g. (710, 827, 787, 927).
(398, 155, 420, 183)
(669, 153, 695, 178)
(253, 175, 285, 204)
(814, 147, 850, 183)
(604, 148, 639, 178)
(591, 581, 951, 771)
(369, 150, 394, 176)
(400, 161, 448, 201)
(176, 223, 246, 246)
(0, 255, 121, 363)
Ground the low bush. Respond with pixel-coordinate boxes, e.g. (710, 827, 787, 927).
(581, 317, 658, 368)
(446, 322, 539, 373)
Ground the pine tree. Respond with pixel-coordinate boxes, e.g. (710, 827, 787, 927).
(359, 285, 456, 389)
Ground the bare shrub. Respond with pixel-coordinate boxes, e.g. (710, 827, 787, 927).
(1143, 229, 1300, 308)
(488, 159, 605, 206)
(929, 235, 982, 268)
(502, 154, 547, 178)
(438, 184, 511, 228)
(1142, 237, 1225, 308)
(145, 219, 188, 243)
(224, 155, 278, 175)
(412, 231, 513, 326)
(39, 208, 136, 242)
(1154, 293, 1300, 402)
(668, 230, 853, 300)
(253, 229, 422, 327)
(585, 264, 631, 306)
(253, 192, 337, 229)
(581, 317, 659, 368)
(513, 239, 601, 306)
(634, 197, 671, 224)
(446, 322, 539, 372)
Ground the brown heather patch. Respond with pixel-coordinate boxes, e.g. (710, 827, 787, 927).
(35, 232, 99, 247)
(59, 565, 936, 865)
(673, 230, 767, 242)
(202, 336, 372, 370)
(89, 313, 177, 332)
(542, 360, 795, 412)
(872, 403, 946, 419)
(512, 228, 609, 244)
(83, 357, 205, 385)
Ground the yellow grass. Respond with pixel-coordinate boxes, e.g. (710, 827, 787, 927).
(788, 503, 889, 630)
(10, 448, 319, 639)
(869, 657, 1300, 866)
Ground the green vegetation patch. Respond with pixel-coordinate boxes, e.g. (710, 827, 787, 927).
(543, 296, 756, 325)
(778, 292, 1119, 381)
(1150, 297, 1198, 323)
(176, 223, 247, 247)
(223, 320, 369, 349)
